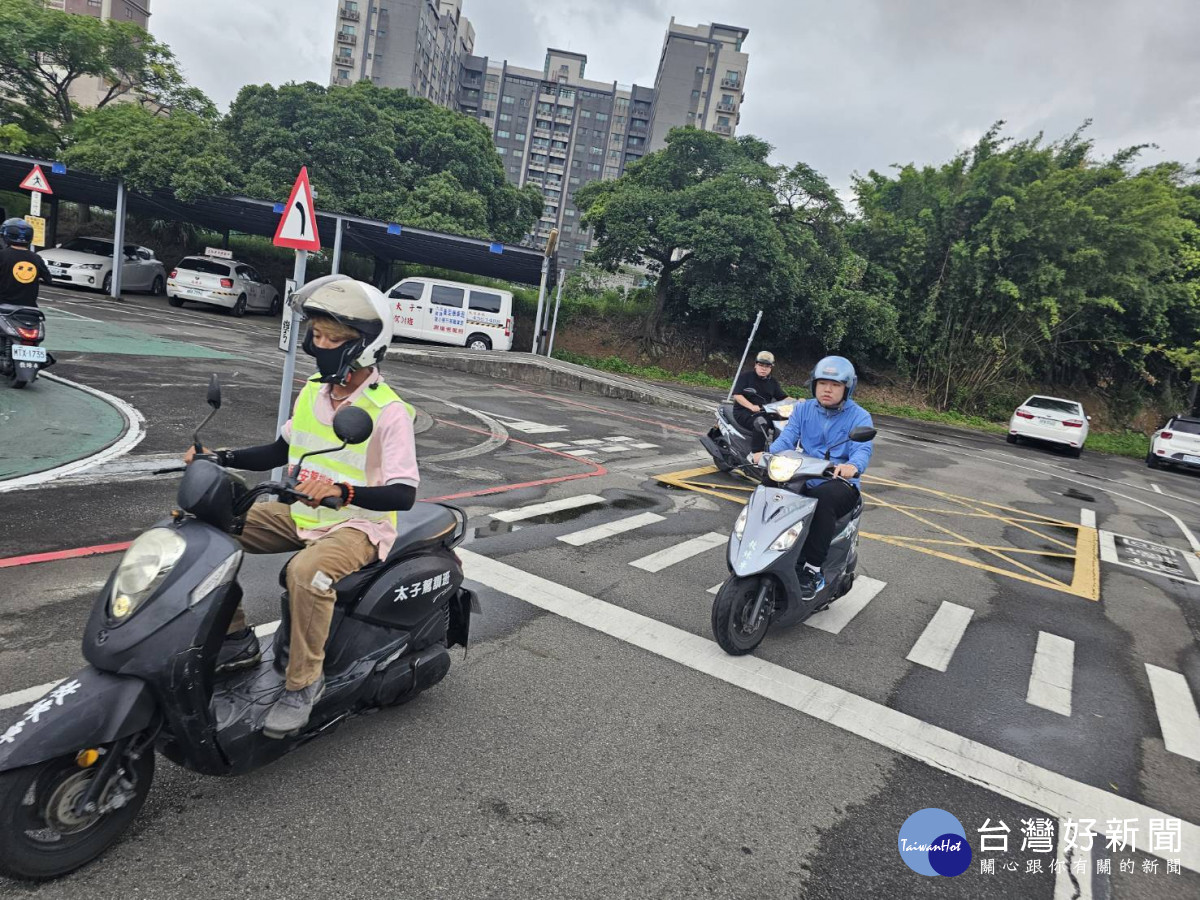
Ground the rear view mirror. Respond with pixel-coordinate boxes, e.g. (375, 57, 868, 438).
(333, 406, 373, 445)
(206, 374, 221, 410)
(849, 426, 877, 443)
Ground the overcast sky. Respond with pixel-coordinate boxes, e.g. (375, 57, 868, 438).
(155, 0, 1200, 194)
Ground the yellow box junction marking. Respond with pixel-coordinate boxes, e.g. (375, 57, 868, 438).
(654, 466, 1099, 601)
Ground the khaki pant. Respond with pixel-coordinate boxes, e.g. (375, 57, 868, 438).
(229, 503, 376, 691)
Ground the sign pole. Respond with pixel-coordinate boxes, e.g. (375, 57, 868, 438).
(546, 270, 565, 358)
(726, 310, 764, 401)
(110, 178, 127, 299)
(531, 256, 549, 354)
(272, 250, 307, 481)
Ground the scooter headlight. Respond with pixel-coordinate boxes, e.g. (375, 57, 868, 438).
(733, 506, 749, 540)
(767, 455, 803, 483)
(109, 528, 186, 622)
(769, 523, 804, 552)
(775, 403, 795, 419)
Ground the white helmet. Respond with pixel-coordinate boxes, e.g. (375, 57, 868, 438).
(290, 274, 392, 382)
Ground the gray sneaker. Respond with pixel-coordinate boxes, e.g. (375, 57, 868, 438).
(262, 675, 325, 739)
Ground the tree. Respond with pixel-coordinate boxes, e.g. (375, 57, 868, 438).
(222, 81, 541, 242)
(576, 128, 788, 342)
(0, 0, 206, 140)
(64, 103, 232, 201)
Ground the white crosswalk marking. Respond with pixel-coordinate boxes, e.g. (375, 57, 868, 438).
(491, 415, 568, 434)
(631, 532, 727, 573)
(564, 449, 597, 457)
(906, 602, 974, 672)
(558, 512, 665, 547)
(539, 442, 569, 449)
(1027, 632, 1075, 716)
(490, 494, 605, 523)
(1146, 664, 1200, 762)
(804, 577, 887, 635)
(570, 439, 604, 446)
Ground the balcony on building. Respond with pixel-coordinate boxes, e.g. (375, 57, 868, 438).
(340, 5, 360, 21)
(716, 99, 737, 113)
(629, 118, 649, 133)
(337, 31, 357, 45)
(713, 123, 732, 135)
(720, 75, 742, 90)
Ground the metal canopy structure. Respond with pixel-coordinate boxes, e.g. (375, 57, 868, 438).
(0, 152, 554, 288)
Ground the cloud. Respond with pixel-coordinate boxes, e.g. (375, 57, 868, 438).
(153, 0, 1200, 197)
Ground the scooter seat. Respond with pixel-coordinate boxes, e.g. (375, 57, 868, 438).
(280, 504, 461, 605)
(719, 401, 759, 438)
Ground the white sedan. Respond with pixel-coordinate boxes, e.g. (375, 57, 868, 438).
(1147, 416, 1200, 471)
(1007, 395, 1090, 457)
(167, 256, 280, 316)
(39, 237, 166, 295)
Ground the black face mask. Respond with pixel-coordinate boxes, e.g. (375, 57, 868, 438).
(302, 330, 364, 384)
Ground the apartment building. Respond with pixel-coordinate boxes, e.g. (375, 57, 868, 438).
(43, 0, 150, 29)
(331, 0, 475, 109)
(328, 4, 749, 269)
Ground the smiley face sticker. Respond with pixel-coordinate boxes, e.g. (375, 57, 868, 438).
(12, 261, 37, 285)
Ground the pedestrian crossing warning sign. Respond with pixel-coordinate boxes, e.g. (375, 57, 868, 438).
(273, 166, 321, 252)
(19, 165, 52, 194)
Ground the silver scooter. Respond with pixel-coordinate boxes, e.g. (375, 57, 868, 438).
(710, 426, 877, 655)
(700, 388, 797, 473)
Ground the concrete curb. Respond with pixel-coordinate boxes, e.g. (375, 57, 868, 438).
(389, 347, 714, 415)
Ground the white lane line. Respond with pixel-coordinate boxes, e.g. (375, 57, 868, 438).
(557, 512, 665, 547)
(0, 373, 146, 493)
(630, 532, 727, 573)
(457, 549, 1200, 873)
(1027, 632, 1075, 717)
(1053, 819, 1094, 900)
(906, 602, 973, 672)
(804, 577, 887, 635)
(0, 621, 281, 712)
(490, 494, 605, 523)
(1146, 664, 1200, 762)
(1079, 508, 1096, 529)
(1152, 483, 1163, 494)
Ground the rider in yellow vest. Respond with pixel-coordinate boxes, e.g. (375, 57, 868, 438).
(185, 275, 419, 738)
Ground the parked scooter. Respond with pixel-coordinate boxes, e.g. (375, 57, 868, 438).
(0, 376, 478, 880)
(0, 304, 53, 388)
(710, 426, 877, 655)
(700, 388, 797, 473)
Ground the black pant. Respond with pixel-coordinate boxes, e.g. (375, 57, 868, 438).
(733, 406, 770, 453)
(802, 480, 859, 567)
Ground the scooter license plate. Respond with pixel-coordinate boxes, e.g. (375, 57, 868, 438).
(11, 345, 46, 362)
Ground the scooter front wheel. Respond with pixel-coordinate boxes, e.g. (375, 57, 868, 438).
(711, 575, 773, 655)
(0, 744, 155, 880)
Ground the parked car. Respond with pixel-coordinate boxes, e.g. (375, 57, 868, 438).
(385, 276, 514, 351)
(167, 252, 280, 316)
(1007, 395, 1090, 457)
(39, 237, 166, 295)
(1147, 415, 1200, 470)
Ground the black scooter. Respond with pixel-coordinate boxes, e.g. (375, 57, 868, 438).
(0, 304, 53, 388)
(0, 377, 478, 880)
(700, 387, 796, 473)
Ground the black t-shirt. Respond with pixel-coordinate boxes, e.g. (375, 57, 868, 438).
(733, 370, 785, 407)
(0, 246, 52, 307)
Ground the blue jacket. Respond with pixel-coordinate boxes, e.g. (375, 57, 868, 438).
(768, 398, 875, 486)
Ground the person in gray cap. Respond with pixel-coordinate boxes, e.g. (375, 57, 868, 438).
(732, 351, 787, 452)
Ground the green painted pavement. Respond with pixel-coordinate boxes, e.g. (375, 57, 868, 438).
(0, 378, 125, 479)
(43, 308, 236, 359)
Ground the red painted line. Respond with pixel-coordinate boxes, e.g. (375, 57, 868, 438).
(501, 384, 707, 436)
(0, 541, 130, 569)
(0, 415, 607, 568)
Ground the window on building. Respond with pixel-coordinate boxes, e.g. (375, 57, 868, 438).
(725, 70, 740, 84)
(569, 176, 581, 185)
(486, 73, 499, 83)
(531, 153, 548, 163)
(587, 163, 601, 172)
(340, 24, 356, 35)
(515, 132, 526, 142)
(499, 112, 511, 122)
(483, 91, 497, 101)
(535, 119, 552, 130)
(572, 159, 582, 169)
(497, 147, 507, 155)
(718, 116, 730, 126)
(722, 94, 735, 105)
(627, 136, 644, 147)
(497, 130, 510, 139)
(607, 149, 621, 160)
(605, 166, 620, 178)
(537, 102, 553, 115)
(691, 89, 700, 101)
(596, 112, 609, 122)
(580, 109, 591, 118)
(565, 209, 576, 217)
(501, 95, 515, 104)
(482, 109, 493, 118)
(696, 66, 705, 75)
(576, 242, 588, 251)
(532, 137, 550, 149)
(336, 68, 351, 81)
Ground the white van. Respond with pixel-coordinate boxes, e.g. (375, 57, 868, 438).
(385, 276, 514, 351)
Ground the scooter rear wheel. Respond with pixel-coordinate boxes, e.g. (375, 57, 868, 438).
(711, 575, 773, 655)
(0, 745, 154, 880)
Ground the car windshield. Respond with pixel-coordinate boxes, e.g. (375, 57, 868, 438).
(1025, 397, 1081, 415)
(176, 258, 231, 276)
(60, 238, 114, 257)
(1169, 419, 1200, 435)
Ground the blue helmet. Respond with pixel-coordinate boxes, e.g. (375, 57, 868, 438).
(1, 218, 33, 247)
(810, 355, 857, 404)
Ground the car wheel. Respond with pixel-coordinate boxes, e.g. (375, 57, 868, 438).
(168, 295, 184, 308)
(1006, 433, 1018, 444)
(230, 294, 247, 317)
(1070, 447, 1082, 459)
(151, 275, 164, 296)
(466, 333, 492, 351)
(268, 294, 282, 316)
(101, 272, 112, 294)
(1146, 452, 1160, 469)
